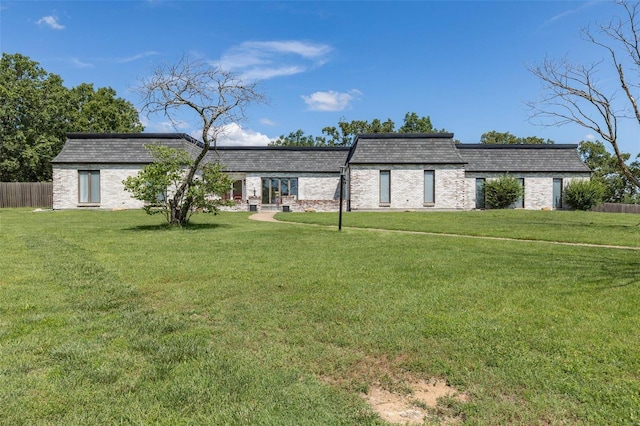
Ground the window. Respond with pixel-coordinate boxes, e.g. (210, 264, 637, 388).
(553, 178, 563, 209)
(510, 178, 525, 208)
(155, 186, 166, 203)
(261, 178, 297, 204)
(78, 170, 100, 204)
(424, 170, 435, 204)
(223, 179, 244, 201)
(233, 180, 243, 200)
(379, 170, 390, 204)
(475, 178, 486, 209)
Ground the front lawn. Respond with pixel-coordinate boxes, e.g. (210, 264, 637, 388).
(275, 209, 640, 247)
(1, 208, 639, 424)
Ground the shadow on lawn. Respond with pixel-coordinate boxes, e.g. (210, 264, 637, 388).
(564, 253, 639, 292)
(125, 223, 230, 232)
(595, 259, 640, 290)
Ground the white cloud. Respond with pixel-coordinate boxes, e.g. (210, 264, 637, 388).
(116, 51, 160, 63)
(259, 118, 276, 126)
(241, 40, 331, 60)
(213, 40, 332, 81)
(141, 119, 270, 146)
(145, 119, 191, 133)
(585, 133, 596, 140)
(301, 89, 362, 112)
(240, 65, 304, 81)
(210, 123, 271, 146)
(70, 57, 93, 68)
(37, 15, 64, 30)
(540, 1, 598, 28)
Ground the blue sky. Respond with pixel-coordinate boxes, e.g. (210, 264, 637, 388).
(1, 1, 638, 156)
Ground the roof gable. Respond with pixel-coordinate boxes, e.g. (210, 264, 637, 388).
(348, 133, 465, 164)
(52, 133, 202, 164)
(51, 133, 591, 175)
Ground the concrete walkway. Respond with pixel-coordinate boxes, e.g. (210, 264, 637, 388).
(248, 211, 640, 251)
(248, 211, 279, 223)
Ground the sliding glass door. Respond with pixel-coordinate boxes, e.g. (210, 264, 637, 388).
(261, 178, 298, 204)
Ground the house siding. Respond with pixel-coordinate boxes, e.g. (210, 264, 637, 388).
(463, 172, 591, 210)
(234, 173, 342, 212)
(53, 164, 145, 210)
(51, 133, 592, 213)
(349, 164, 466, 210)
(244, 173, 339, 201)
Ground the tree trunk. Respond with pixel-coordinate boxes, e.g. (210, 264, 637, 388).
(168, 199, 185, 226)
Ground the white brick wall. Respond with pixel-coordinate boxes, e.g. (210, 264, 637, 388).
(463, 173, 591, 210)
(54, 167, 342, 210)
(245, 173, 340, 201)
(53, 164, 145, 209)
(53, 164, 591, 212)
(348, 164, 466, 210)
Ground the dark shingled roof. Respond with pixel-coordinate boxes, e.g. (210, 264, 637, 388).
(208, 146, 350, 173)
(52, 133, 349, 173)
(456, 144, 592, 173)
(52, 133, 202, 164)
(52, 133, 591, 175)
(347, 133, 465, 164)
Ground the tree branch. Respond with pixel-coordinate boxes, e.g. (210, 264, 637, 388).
(527, 1, 640, 190)
(136, 54, 266, 225)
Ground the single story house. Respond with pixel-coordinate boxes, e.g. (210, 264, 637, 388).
(51, 132, 591, 211)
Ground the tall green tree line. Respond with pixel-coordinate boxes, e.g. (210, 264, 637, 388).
(0, 53, 143, 181)
(270, 112, 447, 147)
(578, 140, 640, 204)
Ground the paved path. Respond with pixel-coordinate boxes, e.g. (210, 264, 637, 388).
(248, 211, 640, 251)
(248, 211, 279, 222)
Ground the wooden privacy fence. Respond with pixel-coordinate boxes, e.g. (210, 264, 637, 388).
(0, 182, 53, 208)
(593, 203, 640, 214)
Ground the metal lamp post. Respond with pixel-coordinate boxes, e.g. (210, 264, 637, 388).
(339, 165, 345, 231)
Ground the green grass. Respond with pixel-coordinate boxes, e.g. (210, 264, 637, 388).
(1, 208, 639, 425)
(275, 209, 640, 247)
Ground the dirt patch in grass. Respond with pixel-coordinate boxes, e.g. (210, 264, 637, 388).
(363, 378, 467, 425)
(323, 354, 468, 424)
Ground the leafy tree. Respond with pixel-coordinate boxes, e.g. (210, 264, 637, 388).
(527, 0, 640, 192)
(398, 112, 444, 133)
(321, 117, 396, 146)
(135, 55, 265, 226)
(271, 112, 445, 147)
(480, 130, 554, 144)
(520, 136, 554, 144)
(0, 53, 143, 182)
(564, 179, 606, 210)
(578, 140, 640, 203)
(68, 83, 144, 133)
(270, 129, 326, 147)
(484, 174, 524, 209)
(123, 144, 234, 225)
(1, 53, 70, 181)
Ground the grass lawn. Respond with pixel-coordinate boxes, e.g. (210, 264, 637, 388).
(275, 209, 640, 247)
(1, 208, 639, 425)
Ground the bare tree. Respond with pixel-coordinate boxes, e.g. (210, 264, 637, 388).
(527, 0, 640, 190)
(136, 55, 265, 225)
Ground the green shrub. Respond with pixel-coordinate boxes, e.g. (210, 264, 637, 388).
(564, 179, 605, 210)
(484, 175, 524, 209)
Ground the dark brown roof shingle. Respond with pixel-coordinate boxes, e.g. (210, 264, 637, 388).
(457, 144, 591, 173)
(348, 133, 465, 164)
(52, 133, 202, 164)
